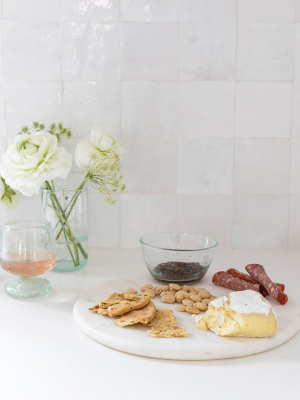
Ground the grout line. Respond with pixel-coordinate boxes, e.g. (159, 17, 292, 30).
(175, 1, 179, 232)
(231, 0, 239, 250)
(60, 1, 64, 124)
(118, 5, 122, 248)
(287, 16, 297, 248)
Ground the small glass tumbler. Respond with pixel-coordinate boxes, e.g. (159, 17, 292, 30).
(0, 220, 57, 299)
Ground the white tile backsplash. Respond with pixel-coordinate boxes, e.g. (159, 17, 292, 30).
(3, 22, 61, 80)
(233, 195, 289, 248)
(62, 0, 120, 22)
(122, 138, 177, 194)
(62, 22, 120, 81)
(3, 0, 61, 20)
(0, 23, 3, 79)
(88, 193, 120, 247)
(292, 81, 300, 137)
(179, 23, 236, 80)
(121, 82, 177, 138)
(178, 0, 236, 23)
(290, 139, 300, 194)
(237, 23, 294, 81)
(121, 0, 177, 22)
(0, 2, 298, 249)
(234, 139, 290, 194)
(177, 194, 233, 248)
(238, 0, 295, 23)
(294, 24, 300, 81)
(179, 81, 235, 138)
(178, 139, 234, 194)
(0, 81, 5, 136)
(121, 194, 176, 247)
(5, 81, 62, 140)
(289, 196, 300, 248)
(120, 23, 177, 81)
(63, 81, 120, 138)
(236, 82, 292, 138)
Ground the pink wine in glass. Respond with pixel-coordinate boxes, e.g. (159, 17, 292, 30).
(0, 249, 57, 278)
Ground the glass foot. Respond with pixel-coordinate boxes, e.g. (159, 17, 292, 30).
(5, 277, 52, 299)
(52, 259, 88, 273)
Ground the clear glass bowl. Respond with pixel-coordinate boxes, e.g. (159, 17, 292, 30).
(140, 233, 218, 285)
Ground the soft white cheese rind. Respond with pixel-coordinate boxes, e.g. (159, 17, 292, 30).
(193, 290, 278, 337)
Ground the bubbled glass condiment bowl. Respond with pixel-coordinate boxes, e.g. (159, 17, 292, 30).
(140, 233, 218, 285)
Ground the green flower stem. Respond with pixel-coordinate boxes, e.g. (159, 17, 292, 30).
(53, 175, 89, 240)
(45, 180, 80, 267)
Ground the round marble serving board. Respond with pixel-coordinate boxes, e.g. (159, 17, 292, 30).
(73, 272, 300, 360)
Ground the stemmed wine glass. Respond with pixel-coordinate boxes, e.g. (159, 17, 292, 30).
(0, 220, 57, 299)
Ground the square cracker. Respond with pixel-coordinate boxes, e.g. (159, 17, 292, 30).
(146, 309, 188, 338)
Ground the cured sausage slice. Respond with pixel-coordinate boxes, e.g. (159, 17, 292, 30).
(226, 268, 285, 294)
(212, 271, 261, 292)
(245, 264, 288, 305)
(226, 268, 267, 296)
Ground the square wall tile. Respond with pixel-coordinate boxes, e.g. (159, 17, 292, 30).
(0, 137, 6, 156)
(292, 82, 300, 137)
(62, 22, 120, 81)
(0, 81, 5, 136)
(121, 194, 176, 247)
(238, 0, 295, 23)
(0, 23, 3, 79)
(60, 138, 84, 172)
(3, 22, 61, 80)
(179, 81, 235, 138)
(234, 139, 290, 194)
(294, 24, 300, 81)
(88, 194, 120, 247)
(289, 196, 300, 248)
(5, 81, 62, 141)
(236, 82, 292, 138)
(297, 0, 300, 22)
(62, 0, 119, 21)
(233, 195, 289, 248)
(8, 194, 42, 221)
(120, 23, 177, 80)
(122, 138, 177, 194)
(178, 139, 234, 194)
(121, 0, 177, 22)
(177, 194, 233, 248)
(290, 140, 300, 194)
(3, 0, 61, 20)
(121, 82, 177, 139)
(178, 0, 236, 23)
(237, 23, 294, 81)
(63, 81, 120, 138)
(179, 23, 236, 80)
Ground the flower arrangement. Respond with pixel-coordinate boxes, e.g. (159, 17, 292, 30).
(0, 122, 125, 268)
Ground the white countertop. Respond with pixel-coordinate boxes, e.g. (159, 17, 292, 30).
(1, 248, 299, 400)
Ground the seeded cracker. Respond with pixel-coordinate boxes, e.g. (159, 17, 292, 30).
(115, 301, 156, 327)
(146, 309, 188, 338)
(89, 292, 151, 317)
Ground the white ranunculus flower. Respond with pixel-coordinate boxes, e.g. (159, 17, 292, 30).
(0, 177, 19, 212)
(0, 132, 72, 196)
(75, 128, 126, 170)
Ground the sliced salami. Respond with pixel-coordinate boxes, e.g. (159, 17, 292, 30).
(245, 264, 288, 305)
(212, 271, 261, 293)
(226, 268, 267, 296)
(226, 268, 285, 295)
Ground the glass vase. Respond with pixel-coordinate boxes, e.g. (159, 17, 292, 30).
(42, 186, 88, 272)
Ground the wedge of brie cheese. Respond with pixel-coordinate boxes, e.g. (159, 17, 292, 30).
(193, 290, 277, 337)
